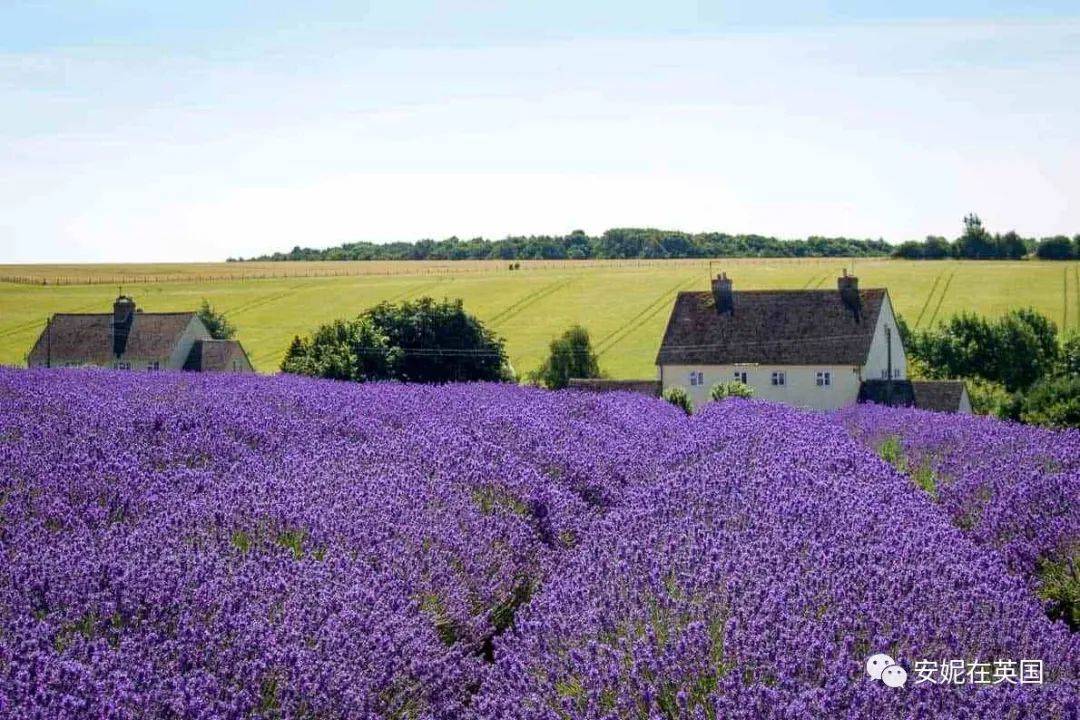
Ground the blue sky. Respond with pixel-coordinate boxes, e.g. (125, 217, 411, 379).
(3, 2, 1079, 262)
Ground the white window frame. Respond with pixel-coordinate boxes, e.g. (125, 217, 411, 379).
(147, 361, 160, 371)
(816, 371, 831, 387)
(771, 371, 786, 387)
(688, 370, 704, 387)
(733, 371, 748, 384)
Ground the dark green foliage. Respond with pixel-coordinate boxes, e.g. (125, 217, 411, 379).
(281, 297, 510, 383)
(709, 381, 753, 401)
(953, 214, 997, 259)
(234, 228, 893, 262)
(1037, 552, 1079, 631)
(913, 309, 1059, 392)
(365, 297, 511, 383)
(1019, 375, 1080, 429)
(965, 377, 1019, 420)
(1058, 331, 1080, 378)
(530, 325, 602, 390)
(281, 318, 401, 381)
(196, 299, 236, 339)
(663, 387, 693, 415)
(1036, 236, 1077, 260)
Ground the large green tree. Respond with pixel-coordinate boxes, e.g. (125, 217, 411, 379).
(281, 318, 400, 381)
(531, 325, 602, 390)
(281, 297, 511, 383)
(913, 308, 1059, 392)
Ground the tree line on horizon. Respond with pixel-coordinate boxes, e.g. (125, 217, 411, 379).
(232, 218, 1080, 263)
(892, 214, 1080, 261)
(232, 228, 892, 262)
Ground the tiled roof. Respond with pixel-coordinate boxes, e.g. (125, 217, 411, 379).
(911, 380, 968, 413)
(184, 340, 250, 372)
(656, 289, 886, 366)
(28, 312, 197, 365)
(858, 379, 967, 413)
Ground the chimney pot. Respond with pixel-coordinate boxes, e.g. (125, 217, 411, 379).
(112, 295, 136, 357)
(712, 273, 734, 315)
(837, 274, 861, 321)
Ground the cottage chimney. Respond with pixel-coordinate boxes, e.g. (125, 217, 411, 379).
(112, 295, 136, 356)
(712, 273, 734, 315)
(837, 270, 861, 321)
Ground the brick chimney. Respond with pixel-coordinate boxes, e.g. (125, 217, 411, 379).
(838, 270, 861, 321)
(712, 272, 734, 315)
(112, 295, 136, 357)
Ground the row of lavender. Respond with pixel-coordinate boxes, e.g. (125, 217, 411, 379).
(474, 400, 1078, 718)
(0, 370, 686, 718)
(1, 370, 1076, 718)
(836, 404, 1079, 629)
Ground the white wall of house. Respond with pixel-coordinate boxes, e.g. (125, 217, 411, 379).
(660, 363, 862, 410)
(861, 292, 907, 382)
(164, 317, 212, 370)
(659, 292, 911, 411)
(958, 387, 973, 414)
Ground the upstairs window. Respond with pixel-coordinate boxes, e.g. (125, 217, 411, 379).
(771, 371, 786, 387)
(733, 371, 748, 384)
(816, 371, 831, 387)
(688, 370, 704, 387)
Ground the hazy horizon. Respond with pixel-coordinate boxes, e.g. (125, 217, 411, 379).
(4, 2, 1080, 263)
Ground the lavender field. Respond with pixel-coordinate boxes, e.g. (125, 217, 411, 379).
(0, 369, 1077, 719)
(838, 405, 1080, 629)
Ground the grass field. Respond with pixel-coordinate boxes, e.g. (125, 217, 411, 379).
(2, 258, 1078, 378)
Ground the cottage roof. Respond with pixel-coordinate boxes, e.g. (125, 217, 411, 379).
(28, 312, 197, 365)
(910, 380, 968, 413)
(183, 339, 250, 372)
(858, 379, 967, 413)
(656, 289, 887, 366)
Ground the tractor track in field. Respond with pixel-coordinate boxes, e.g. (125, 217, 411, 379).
(223, 282, 312, 316)
(596, 277, 697, 357)
(0, 299, 107, 341)
(924, 271, 955, 328)
(800, 273, 827, 290)
(1065, 267, 1070, 330)
(913, 271, 945, 329)
(386, 279, 446, 303)
(811, 273, 829, 289)
(489, 278, 574, 327)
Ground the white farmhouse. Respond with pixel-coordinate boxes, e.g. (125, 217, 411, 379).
(655, 272, 970, 412)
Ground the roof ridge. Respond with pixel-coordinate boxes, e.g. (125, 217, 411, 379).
(50, 311, 197, 317)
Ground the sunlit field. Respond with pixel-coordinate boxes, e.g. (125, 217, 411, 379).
(1, 258, 1077, 376)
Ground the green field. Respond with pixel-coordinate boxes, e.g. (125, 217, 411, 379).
(2, 258, 1078, 378)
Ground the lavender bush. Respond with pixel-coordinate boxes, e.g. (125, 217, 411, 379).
(1, 370, 1076, 719)
(837, 404, 1079, 628)
(0, 369, 684, 718)
(476, 400, 1078, 718)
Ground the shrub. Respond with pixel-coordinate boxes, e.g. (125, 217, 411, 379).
(663, 387, 692, 414)
(530, 325, 602, 390)
(282, 297, 511, 383)
(1020, 374, 1080, 428)
(965, 376, 1018, 419)
(709, 381, 753, 401)
(196, 299, 236, 340)
(1035, 235, 1077, 260)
